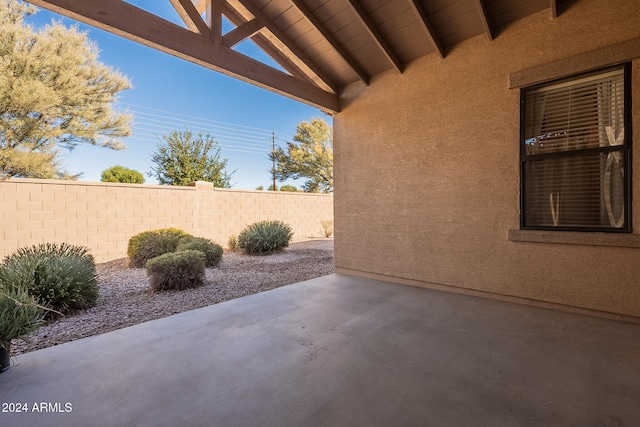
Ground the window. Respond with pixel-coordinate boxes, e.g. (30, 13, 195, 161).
(520, 64, 631, 231)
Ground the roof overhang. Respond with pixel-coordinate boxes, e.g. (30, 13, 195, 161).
(24, 0, 566, 114)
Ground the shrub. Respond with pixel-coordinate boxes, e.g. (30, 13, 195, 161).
(101, 165, 145, 184)
(237, 220, 293, 255)
(279, 185, 298, 192)
(227, 235, 238, 252)
(146, 250, 206, 292)
(0, 243, 98, 317)
(0, 285, 45, 357)
(321, 220, 333, 238)
(176, 237, 223, 267)
(128, 228, 192, 268)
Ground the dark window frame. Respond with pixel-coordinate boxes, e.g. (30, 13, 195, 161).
(519, 63, 632, 233)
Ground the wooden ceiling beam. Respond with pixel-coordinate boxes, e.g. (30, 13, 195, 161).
(289, 0, 369, 85)
(345, 0, 403, 73)
(408, 0, 445, 59)
(473, 0, 493, 40)
(23, 0, 339, 113)
(206, 0, 223, 46)
(221, 3, 312, 84)
(550, 0, 558, 18)
(169, 0, 210, 36)
(233, 0, 339, 94)
(193, 0, 207, 15)
(222, 18, 263, 47)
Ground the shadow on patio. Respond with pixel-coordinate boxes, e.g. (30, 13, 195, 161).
(1, 274, 639, 426)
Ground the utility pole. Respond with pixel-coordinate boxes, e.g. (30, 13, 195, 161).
(271, 131, 276, 191)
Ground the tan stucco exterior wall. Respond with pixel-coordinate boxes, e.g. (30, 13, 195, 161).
(0, 179, 333, 262)
(334, 0, 640, 318)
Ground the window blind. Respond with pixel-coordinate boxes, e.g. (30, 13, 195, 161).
(521, 66, 629, 231)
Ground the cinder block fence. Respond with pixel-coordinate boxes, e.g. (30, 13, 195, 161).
(0, 179, 333, 262)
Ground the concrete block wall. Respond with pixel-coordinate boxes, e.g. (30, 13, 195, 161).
(0, 178, 333, 262)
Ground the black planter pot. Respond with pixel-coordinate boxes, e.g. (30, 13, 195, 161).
(0, 344, 10, 373)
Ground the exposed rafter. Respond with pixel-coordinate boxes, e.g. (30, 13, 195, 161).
(232, 0, 339, 94)
(193, 0, 207, 15)
(289, 0, 369, 86)
(473, 0, 493, 41)
(222, 18, 263, 48)
(23, 0, 339, 113)
(169, 0, 210, 36)
(550, 0, 558, 18)
(345, 0, 403, 73)
(207, 0, 223, 46)
(408, 0, 445, 60)
(221, 3, 314, 84)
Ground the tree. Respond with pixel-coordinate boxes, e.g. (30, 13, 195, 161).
(149, 130, 234, 187)
(101, 165, 145, 184)
(271, 118, 333, 193)
(279, 185, 298, 192)
(0, 0, 132, 179)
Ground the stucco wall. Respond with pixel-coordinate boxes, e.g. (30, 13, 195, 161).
(334, 0, 640, 318)
(0, 179, 333, 262)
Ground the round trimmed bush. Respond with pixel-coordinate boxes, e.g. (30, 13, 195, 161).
(0, 243, 98, 317)
(237, 220, 293, 255)
(176, 237, 223, 267)
(146, 250, 206, 292)
(128, 228, 193, 268)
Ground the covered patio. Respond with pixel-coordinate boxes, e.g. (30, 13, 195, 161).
(2, 274, 639, 426)
(4, 1, 639, 424)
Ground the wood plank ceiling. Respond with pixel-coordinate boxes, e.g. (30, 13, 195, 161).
(24, 0, 562, 113)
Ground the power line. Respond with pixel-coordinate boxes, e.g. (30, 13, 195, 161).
(120, 103, 293, 140)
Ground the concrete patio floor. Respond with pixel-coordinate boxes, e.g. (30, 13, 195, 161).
(1, 274, 639, 426)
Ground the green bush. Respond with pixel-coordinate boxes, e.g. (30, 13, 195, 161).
(237, 220, 293, 255)
(0, 243, 98, 317)
(127, 228, 192, 268)
(279, 185, 298, 192)
(176, 237, 223, 267)
(146, 250, 206, 292)
(0, 285, 45, 354)
(101, 165, 145, 184)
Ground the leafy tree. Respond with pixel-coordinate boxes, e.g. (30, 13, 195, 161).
(270, 118, 333, 193)
(0, 0, 132, 179)
(279, 185, 298, 192)
(255, 185, 264, 191)
(101, 165, 145, 184)
(149, 130, 234, 187)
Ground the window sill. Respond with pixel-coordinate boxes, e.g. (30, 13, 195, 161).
(508, 229, 640, 248)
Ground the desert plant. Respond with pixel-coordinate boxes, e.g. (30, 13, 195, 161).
(0, 243, 98, 317)
(146, 250, 206, 291)
(127, 228, 193, 268)
(237, 220, 293, 255)
(227, 235, 238, 252)
(176, 237, 223, 267)
(0, 285, 45, 372)
(321, 220, 333, 238)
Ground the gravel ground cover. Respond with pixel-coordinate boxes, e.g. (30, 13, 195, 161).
(12, 240, 334, 356)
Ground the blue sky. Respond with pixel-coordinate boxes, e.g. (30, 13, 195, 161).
(25, 1, 330, 190)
